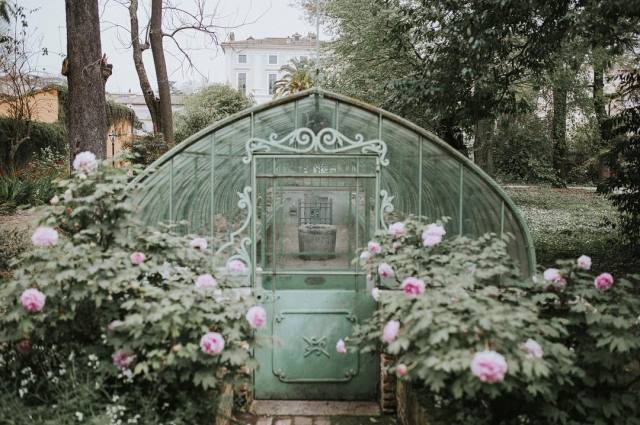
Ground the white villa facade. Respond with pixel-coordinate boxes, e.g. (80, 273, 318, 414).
(220, 33, 317, 104)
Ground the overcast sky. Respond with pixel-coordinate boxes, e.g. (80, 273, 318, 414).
(22, 0, 324, 94)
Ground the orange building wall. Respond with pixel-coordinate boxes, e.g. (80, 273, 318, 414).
(0, 88, 59, 123)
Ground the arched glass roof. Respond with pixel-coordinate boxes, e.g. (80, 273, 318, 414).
(131, 89, 536, 275)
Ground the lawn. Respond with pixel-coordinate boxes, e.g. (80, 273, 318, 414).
(505, 185, 639, 275)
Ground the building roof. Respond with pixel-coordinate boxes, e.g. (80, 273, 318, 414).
(221, 32, 317, 52)
(107, 92, 185, 107)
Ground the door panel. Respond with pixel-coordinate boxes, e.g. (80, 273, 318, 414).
(254, 289, 378, 400)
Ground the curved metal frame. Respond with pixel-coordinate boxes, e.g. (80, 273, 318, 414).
(132, 88, 536, 274)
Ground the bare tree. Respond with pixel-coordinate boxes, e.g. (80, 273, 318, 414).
(128, 0, 161, 134)
(112, 0, 263, 145)
(0, 3, 39, 174)
(64, 0, 109, 160)
(149, 0, 174, 145)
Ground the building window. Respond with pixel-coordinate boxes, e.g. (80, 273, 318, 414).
(238, 72, 247, 95)
(268, 73, 277, 95)
(238, 54, 247, 64)
(268, 54, 278, 65)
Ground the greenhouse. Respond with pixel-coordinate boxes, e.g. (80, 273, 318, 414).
(131, 88, 536, 401)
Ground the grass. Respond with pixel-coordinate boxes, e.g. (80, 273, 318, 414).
(504, 186, 639, 275)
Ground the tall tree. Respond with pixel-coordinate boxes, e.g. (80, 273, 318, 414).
(128, 0, 161, 135)
(64, 0, 108, 159)
(149, 0, 174, 145)
(119, 0, 249, 145)
(311, 0, 572, 154)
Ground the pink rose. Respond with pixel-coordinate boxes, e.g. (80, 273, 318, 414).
(543, 268, 566, 287)
(107, 320, 124, 333)
(422, 223, 446, 247)
(371, 287, 380, 302)
(200, 332, 225, 355)
(190, 237, 208, 250)
(396, 363, 408, 377)
(31, 227, 59, 247)
(130, 251, 145, 265)
(227, 259, 247, 274)
(16, 339, 30, 355)
(401, 277, 425, 298)
(112, 350, 135, 370)
(388, 222, 405, 237)
(336, 339, 347, 354)
(470, 350, 508, 383)
(382, 320, 400, 343)
(522, 339, 543, 359)
(367, 241, 381, 254)
(195, 274, 217, 288)
(577, 255, 591, 270)
(72, 151, 97, 173)
(594, 272, 614, 290)
(20, 288, 45, 312)
(360, 251, 371, 263)
(246, 306, 267, 329)
(378, 263, 394, 279)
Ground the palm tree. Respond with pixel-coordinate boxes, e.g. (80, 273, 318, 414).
(273, 57, 315, 98)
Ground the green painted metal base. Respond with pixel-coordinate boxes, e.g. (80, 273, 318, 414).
(254, 289, 379, 400)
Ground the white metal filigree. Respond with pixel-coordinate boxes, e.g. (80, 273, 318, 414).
(243, 127, 389, 166)
(215, 186, 253, 272)
(380, 189, 395, 229)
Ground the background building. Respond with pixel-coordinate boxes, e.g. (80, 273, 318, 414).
(107, 91, 184, 134)
(221, 32, 316, 104)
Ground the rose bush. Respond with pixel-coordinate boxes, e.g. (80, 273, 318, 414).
(355, 216, 640, 425)
(0, 156, 261, 423)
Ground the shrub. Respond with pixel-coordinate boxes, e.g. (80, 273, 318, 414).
(355, 216, 640, 424)
(0, 226, 29, 278)
(174, 84, 254, 144)
(0, 146, 68, 212)
(492, 114, 560, 185)
(0, 118, 67, 171)
(0, 156, 260, 423)
(123, 134, 170, 166)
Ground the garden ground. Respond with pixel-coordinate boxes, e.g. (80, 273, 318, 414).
(504, 185, 638, 275)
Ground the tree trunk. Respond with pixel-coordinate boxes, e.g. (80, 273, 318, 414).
(552, 86, 568, 182)
(593, 51, 611, 179)
(128, 0, 161, 135)
(593, 58, 607, 142)
(474, 118, 495, 174)
(150, 0, 174, 145)
(64, 0, 108, 160)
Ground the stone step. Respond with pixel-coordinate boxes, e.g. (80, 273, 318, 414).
(251, 401, 381, 417)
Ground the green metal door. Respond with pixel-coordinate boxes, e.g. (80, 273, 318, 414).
(253, 156, 379, 400)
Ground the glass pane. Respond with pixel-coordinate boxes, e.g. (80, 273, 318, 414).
(421, 141, 461, 236)
(267, 176, 375, 272)
(381, 119, 420, 221)
(461, 167, 502, 237)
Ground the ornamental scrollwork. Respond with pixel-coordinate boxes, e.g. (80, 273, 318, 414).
(215, 186, 253, 273)
(380, 189, 395, 230)
(303, 336, 330, 358)
(243, 127, 389, 166)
